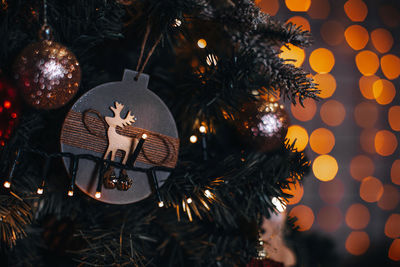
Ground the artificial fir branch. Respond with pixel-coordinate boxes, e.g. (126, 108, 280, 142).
(0, 0, 316, 266)
(0, 193, 32, 248)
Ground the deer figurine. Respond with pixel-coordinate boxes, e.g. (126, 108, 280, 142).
(101, 102, 138, 191)
(104, 102, 138, 164)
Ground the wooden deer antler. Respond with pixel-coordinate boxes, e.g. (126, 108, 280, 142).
(110, 102, 136, 128)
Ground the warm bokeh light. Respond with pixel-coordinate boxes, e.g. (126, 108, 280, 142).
(3, 100, 11, 109)
(289, 205, 314, 231)
(373, 79, 396, 105)
(389, 106, 400, 131)
(345, 231, 370, 256)
(190, 135, 198, 143)
(385, 214, 400, 239)
(360, 176, 384, 203)
(197, 39, 207, 49)
(388, 239, 400, 261)
(350, 155, 374, 181)
(279, 43, 305, 67)
(354, 102, 378, 128)
(320, 100, 346, 127)
(380, 54, 400, 80)
(319, 178, 344, 204)
(317, 206, 342, 232)
(285, 125, 309, 151)
(344, 0, 368, 22)
(378, 185, 400, 211)
(313, 155, 338, 182)
(345, 203, 370, 230)
(360, 128, 377, 154)
(359, 75, 380, 100)
(320, 20, 344, 46)
(282, 181, 304, 205)
(285, 0, 311, 12)
(310, 128, 335, 154)
(290, 98, 316, 122)
(309, 48, 335, 74)
(355, 50, 379, 76)
(307, 0, 330, 19)
(255, 0, 279, 16)
(370, 28, 394, 54)
(286, 16, 310, 31)
(392, 160, 400, 186)
(344, 25, 369, 50)
(314, 73, 336, 99)
(374, 130, 398, 156)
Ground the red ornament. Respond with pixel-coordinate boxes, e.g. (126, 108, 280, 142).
(0, 75, 20, 144)
(246, 258, 284, 267)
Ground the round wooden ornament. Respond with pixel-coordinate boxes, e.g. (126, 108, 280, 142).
(61, 69, 179, 204)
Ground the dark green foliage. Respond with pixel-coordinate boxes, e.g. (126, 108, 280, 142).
(0, 0, 317, 266)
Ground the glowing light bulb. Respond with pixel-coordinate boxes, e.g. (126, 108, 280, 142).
(142, 133, 148, 139)
(37, 188, 44, 195)
(199, 126, 206, 133)
(272, 197, 286, 212)
(158, 201, 164, 207)
(173, 19, 182, 27)
(204, 189, 212, 198)
(197, 39, 207, 48)
(68, 190, 74, 197)
(3, 181, 10, 188)
(206, 54, 218, 66)
(3, 101, 11, 109)
(190, 135, 198, 143)
(187, 197, 193, 204)
(95, 192, 101, 199)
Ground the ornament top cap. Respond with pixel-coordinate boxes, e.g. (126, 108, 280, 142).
(38, 24, 53, 41)
(122, 69, 149, 89)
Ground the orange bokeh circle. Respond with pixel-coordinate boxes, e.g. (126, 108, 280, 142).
(282, 181, 304, 205)
(345, 231, 370, 256)
(359, 75, 380, 100)
(374, 130, 398, 156)
(310, 128, 335, 154)
(344, 25, 369, 50)
(320, 21, 345, 46)
(385, 214, 400, 239)
(290, 98, 317, 122)
(378, 185, 400, 211)
(381, 54, 400, 80)
(388, 239, 400, 261)
(313, 155, 338, 182)
(355, 50, 379, 76)
(371, 28, 394, 53)
(320, 100, 346, 126)
(314, 73, 336, 99)
(354, 102, 378, 128)
(309, 48, 335, 74)
(344, 0, 368, 22)
(289, 205, 314, 231)
(389, 106, 400, 131)
(345, 203, 370, 230)
(350, 155, 375, 181)
(360, 176, 384, 203)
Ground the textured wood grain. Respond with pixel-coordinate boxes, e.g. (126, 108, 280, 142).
(61, 110, 179, 168)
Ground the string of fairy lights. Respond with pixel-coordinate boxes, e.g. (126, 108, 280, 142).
(1, 10, 287, 229)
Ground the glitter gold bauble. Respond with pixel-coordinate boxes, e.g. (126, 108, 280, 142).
(13, 39, 81, 109)
(236, 100, 289, 152)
